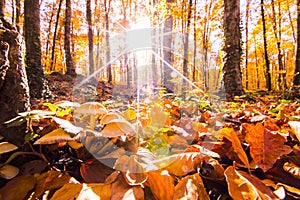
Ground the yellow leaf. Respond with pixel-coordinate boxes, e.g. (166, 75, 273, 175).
(34, 128, 72, 145)
(122, 108, 137, 121)
(67, 140, 83, 149)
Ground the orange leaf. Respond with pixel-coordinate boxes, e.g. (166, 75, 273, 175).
(221, 128, 250, 169)
(80, 159, 114, 183)
(147, 170, 174, 200)
(224, 166, 279, 200)
(111, 173, 144, 200)
(244, 123, 292, 172)
(173, 173, 209, 200)
(101, 119, 136, 137)
(34, 128, 72, 145)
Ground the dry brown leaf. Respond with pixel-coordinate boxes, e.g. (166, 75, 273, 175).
(225, 166, 279, 200)
(221, 128, 250, 169)
(0, 175, 35, 200)
(244, 123, 292, 172)
(50, 183, 83, 200)
(0, 164, 19, 179)
(114, 155, 148, 185)
(147, 170, 174, 200)
(288, 121, 300, 142)
(80, 159, 114, 183)
(173, 173, 209, 200)
(283, 162, 300, 179)
(33, 170, 71, 198)
(77, 183, 111, 200)
(111, 173, 144, 200)
(200, 157, 225, 180)
(101, 119, 136, 137)
(34, 128, 72, 145)
(0, 142, 18, 154)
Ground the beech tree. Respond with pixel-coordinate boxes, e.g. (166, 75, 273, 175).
(294, 0, 300, 87)
(223, 0, 244, 100)
(24, 0, 44, 98)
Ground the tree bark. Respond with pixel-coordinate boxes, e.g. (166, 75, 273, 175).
(261, 0, 271, 91)
(0, 0, 5, 18)
(0, 19, 30, 146)
(294, 0, 300, 87)
(64, 0, 76, 76)
(163, 0, 174, 91)
(105, 0, 112, 83)
(223, 0, 244, 101)
(87, 0, 95, 75)
(24, 0, 45, 98)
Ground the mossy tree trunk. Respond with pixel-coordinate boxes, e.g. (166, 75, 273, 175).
(0, 18, 30, 146)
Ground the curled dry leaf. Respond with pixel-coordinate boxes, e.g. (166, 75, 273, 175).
(0, 175, 36, 200)
(100, 112, 122, 125)
(225, 166, 279, 200)
(173, 173, 210, 200)
(101, 119, 136, 137)
(111, 173, 144, 200)
(147, 170, 174, 200)
(34, 128, 72, 145)
(288, 121, 300, 142)
(33, 170, 71, 199)
(0, 164, 19, 179)
(244, 123, 292, 172)
(220, 127, 250, 170)
(283, 162, 300, 179)
(114, 155, 148, 185)
(0, 142, 18, 154)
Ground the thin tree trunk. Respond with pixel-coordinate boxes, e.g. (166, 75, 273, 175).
(64, 0, 75, 76)
(87, 0, 95, 75)
(50, 0, 63, 72)
(261, 0, 271, 91)
(0, 0, 5, 18)
(163, 0, 174, 91)
(183, 0, 192, 87)
(223, 0, 244, 101)
(192, 0, 197, 82)
(105, 0, 112, 83)
(15, 0, 20, 31)
(294, 0, 300, 86)
(24, 0, 44, 98)
(245, 0, 250, 90)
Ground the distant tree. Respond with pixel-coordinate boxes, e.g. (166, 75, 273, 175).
(24, 0, 44, 98)
(163, 0, 174, 90)
(294, 0, 300, 88)
(87, 0, 95, 75)
(64, 0, 76, 76)
(105, 0, 112, 82)
(223, 0, 244, 101)
(260, 0, 271, 91)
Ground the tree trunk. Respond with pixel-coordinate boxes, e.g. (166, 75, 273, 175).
(87, 0, 95, 75)
(24, 0, 44, 98)
(223, 0, 244, 101)
(0, 0, 5, 18)
(245, 0, 250, 90)
(50, 0, 63, 72)
(0, 19, 30, 146)
(15, 0, 20, 31)
(105, 0, 112, 83)
(163, 0, 174, 91)
(294, 0, 300, 86)
(183, 0, 192, 88)
(261, 0, 271, 91)
(64, 0, 75, 76)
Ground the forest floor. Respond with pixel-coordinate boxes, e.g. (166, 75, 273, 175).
(1, 73, 300, 199)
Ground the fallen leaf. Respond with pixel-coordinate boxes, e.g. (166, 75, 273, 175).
(173, 173, 209, 200)
(283, 162, 300, 179)
(50, 183, 82, 200)
(34, 128, 72, 145)
(53, 117, 83, 135)
(80, 159, 114, 183)
(100, 112, 123, 125)
(33, 170, 71, 198)
(288, 121, 300, 142)
(147, 170, 174, 200)
(111, 173, 144, 200)
(244, 123, 292, 172)
(0, 175, 35, 200)
(0, 142, 18, 154)
(19, 160, 48, 175)
(0, 164, 19, 179)
(225, 166, 279, 200)
(220, 128, 250, 169)
(149, 105, 167, 128)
